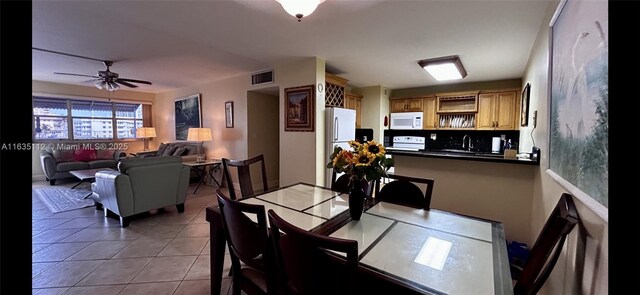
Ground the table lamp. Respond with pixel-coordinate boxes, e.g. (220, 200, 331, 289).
(187, 127, 212, 162)
(136, 127, 156, 151)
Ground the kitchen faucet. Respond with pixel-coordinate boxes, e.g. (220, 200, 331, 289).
(462, 134, 473, 150)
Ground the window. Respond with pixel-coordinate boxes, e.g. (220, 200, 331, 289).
(33, 96, 147, 141)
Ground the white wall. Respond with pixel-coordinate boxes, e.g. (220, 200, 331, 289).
(154, 75, 249, 162)
(31, 81, 155, 180)
(352, 85, 389, 143)
(519, 2, 608, 293)
(394, 156, 535, 243)
(275, 57, 325, 186)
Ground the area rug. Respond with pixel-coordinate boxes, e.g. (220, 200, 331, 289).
(33, 187, 95, 213)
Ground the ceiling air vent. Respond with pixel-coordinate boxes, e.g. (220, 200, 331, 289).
(251, 70, 274, 85)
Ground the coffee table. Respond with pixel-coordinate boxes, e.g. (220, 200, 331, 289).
(69, 168, 117, 198)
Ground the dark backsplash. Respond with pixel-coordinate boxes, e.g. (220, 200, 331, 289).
(383, 129, 520, 153)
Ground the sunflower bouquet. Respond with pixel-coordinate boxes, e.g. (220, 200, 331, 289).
(327, 140, 394, 187)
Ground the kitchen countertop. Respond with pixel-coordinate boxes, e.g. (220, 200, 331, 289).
(386, 149, 540, 165)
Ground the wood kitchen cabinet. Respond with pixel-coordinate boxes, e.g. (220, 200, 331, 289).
(390, 98, 423, 112)
(345, 93, 363, 128)
(422, 96, 437, 129)
(477, 91, 518, 130)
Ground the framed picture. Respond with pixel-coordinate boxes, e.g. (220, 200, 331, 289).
(548, 0, 608, 215)
(175, 94, 202, 140)
(284, 85, 315, 132)
(225, 101, 234, 128)
(520, 83, 530, 127)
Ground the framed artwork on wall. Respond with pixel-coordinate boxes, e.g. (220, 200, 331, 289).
(548, 0, 608, 217)
(175, 94, 202, 140)
(284, 85, 315, 132)
(225, 101, 234, 128)
(521, 83, 530, 127)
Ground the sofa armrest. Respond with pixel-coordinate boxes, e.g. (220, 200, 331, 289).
(133, 150, 159, 158)
(113, 150, 127, 160)
(93, 170, 134, 217)
(39, 151, 57, 179)
(181, 154, 198, 162)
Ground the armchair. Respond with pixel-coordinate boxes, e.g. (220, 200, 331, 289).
(91, 156, 190, 227)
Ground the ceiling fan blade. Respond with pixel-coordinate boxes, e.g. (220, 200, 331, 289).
(82, 78, 104, 84)
(117, 78, 152, 85)
(115, 80, 138, 88)
(54, 72, 100, 78)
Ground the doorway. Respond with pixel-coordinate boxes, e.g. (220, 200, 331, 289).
(247, 87, 280, 189)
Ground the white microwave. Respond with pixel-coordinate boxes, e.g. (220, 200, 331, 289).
(390, 112, 423, 129)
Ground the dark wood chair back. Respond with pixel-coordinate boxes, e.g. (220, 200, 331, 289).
(216, 189, 275, 295)
(223, 154, 269, 200)
(513, 193, 579, 295)
(331, 171, 375, 198)
(267, 209, 359, 295)
(374, 174, 435, 210)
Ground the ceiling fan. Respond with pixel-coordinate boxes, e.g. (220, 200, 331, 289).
(33, 47, 152, 92)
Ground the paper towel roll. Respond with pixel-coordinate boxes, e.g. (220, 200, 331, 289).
(492, 137, 502, 153)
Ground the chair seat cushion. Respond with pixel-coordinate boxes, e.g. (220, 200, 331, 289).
(57, 161, 90, 172)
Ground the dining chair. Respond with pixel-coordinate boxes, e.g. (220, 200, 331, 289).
(216, 189, 276, 295)
(513, 193, 579, 295)
(374, 174, 435, 210)
(267, 209, 359, 295)
(331, 171, 376, 198)
(223, 154, 269, 200)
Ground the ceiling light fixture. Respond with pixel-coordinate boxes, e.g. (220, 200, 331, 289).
(418, 55, 467, 81)
(276, 0, 325, 22)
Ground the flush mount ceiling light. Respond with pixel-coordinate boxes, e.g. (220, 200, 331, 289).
(418, 55, 467, 81)
(276, 0, 325, 22)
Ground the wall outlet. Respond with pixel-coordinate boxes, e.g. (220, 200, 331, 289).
(501, 134, 506, 140)
(430, 133, 437, 140)
(532, 110, 538, 128)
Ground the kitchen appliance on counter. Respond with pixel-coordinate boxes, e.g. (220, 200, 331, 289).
(355, 128, 374, 143)
(492, 137, 502, 153)
(325, 107, 356, 187)
(390, 112, 423, 130)
(386, 136, 426, 151)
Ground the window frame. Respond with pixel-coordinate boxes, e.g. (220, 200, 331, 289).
(32, 94, 151, 142)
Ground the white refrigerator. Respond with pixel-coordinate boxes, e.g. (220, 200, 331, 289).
(325, 107, 356, 187)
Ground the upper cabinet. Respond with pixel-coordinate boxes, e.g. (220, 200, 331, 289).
(345, 93, 363, 128)
(422, 96, 437, 130)
(436, 92, 478, 113)
(325, 73, 348, 107)
(389, 89, 520, 131)
(390, 98, 423, 112)
(476, 91, 518, 130)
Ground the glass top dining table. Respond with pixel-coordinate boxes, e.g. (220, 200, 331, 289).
(205, 183, 513, 295)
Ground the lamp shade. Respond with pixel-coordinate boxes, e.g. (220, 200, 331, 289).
(136, 127, 156, 138)
(187, 128, 212, 142)
(276, 0, 325, 21)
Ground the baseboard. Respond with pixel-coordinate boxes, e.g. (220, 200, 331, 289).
(32, 174, 46, 182)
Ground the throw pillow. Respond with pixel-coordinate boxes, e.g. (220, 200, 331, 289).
(157, 142, 168, 156)
(96, 149, 115, 160)
(173, 147, 188, 156)
(74, 148, 97, 162)
(162, 145, 179, 156)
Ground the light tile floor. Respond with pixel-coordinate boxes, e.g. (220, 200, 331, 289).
(32, 179, 234, 295)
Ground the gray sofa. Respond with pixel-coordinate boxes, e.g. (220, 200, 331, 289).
(91, 156, 190, 227)
(134, 142, 199, 162)
(40, 146, 126, 185)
